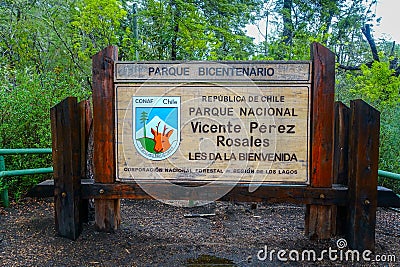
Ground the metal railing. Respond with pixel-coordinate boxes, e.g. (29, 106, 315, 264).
(378, 170, 400, 181)
(0, 148, 53, 207)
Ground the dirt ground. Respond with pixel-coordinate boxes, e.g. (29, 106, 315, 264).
(0, 198, 399, 266)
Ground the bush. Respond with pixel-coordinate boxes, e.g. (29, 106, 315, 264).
(337, 62, 400, 193)
(0, 66, 90, 200)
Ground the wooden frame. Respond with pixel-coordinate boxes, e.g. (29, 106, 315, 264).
(49, 43, 385, 251)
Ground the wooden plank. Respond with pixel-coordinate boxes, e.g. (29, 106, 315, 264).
(79, 100, 92, 180)
(115, 61, 312, 83)
(26, 178, 94, 198)
(78, 100, 92, 223)
(305, 205, 335, 239)
(310, 42, 335, 187)
(346, 99, 380, 251)
(377, 186, 400, 208)
(333, 101, 351, 235)
(305, 42, 336, 239)
(92, 46, 121, 232)
(333, 102, 350, 185)
(51, 97, 82, 240)
(26, 179, 54, 198)
(26, 181, 400, 208)
(82, 182, 347, 204)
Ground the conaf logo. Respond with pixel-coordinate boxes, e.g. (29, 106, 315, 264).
(133, 96, 180, 160)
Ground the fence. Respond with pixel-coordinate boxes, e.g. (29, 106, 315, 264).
(379, 170, 400, 181)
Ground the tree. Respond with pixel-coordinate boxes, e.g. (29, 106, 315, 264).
(140, 111, 148, 137)
(281, 0, 293, 45)
(70, 0, 127, 64)
(254, 0, 377, 62)
(135, 0, 262, 60)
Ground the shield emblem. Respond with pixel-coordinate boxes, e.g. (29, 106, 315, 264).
(132, 96, 180, 160)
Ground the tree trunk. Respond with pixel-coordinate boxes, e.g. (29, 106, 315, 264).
(282, 0, 293, 45)
(362, 24, 379, 62)
(171, 0, 179, 60)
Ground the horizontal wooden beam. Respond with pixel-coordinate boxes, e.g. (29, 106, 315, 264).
(26, 179, 93, 198)
(82, 182, 347, 205)
(377, 186, 400, 207)
(27, 180, 400, 208)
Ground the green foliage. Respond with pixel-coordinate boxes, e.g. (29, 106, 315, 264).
(0, 66, 90, 199)
(0, 0, 262, 200)
(254, 0, 375, 63)
(71, 0, 127, 62)
(337, 60, 400, 193)
(350, 61, 400, 174)
(0, 179, 5, 193)
(135, 0, 261, 60)
(352, 61, 400, 108)
(378, 105, 400, 192)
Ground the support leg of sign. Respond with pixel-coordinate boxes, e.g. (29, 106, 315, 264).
(346, 100, 379, 251)
(305, 43, 336, 239)
(51, 97, 82, 240)
(333, 102, 350, 235)
(92, 46, 121, 232)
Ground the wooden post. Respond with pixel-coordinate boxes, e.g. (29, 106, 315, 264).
(79, 100, 92, 180)
(346, 99, 379, 251)
(92, 46, 121, 231)
(78, 100, 92, 223)
(305, 42, 335, 239)
(51, 97, 82, 240)
(333, 101, 350, 235)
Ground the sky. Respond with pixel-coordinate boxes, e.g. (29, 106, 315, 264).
(374, 0, 399, 42)
(246, 0, 399, 44)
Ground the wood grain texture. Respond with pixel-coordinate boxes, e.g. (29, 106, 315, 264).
(305, 205, 335, 240)
(333, 101, 350, 235)
(51, 97, 82, 240)
(92, 46, 121, 231)
(116, 84, 310, 184)
(82, 182, 347, 204)
(346, 99, 380, 251)
(78, 100, 92, 223)
(115, 61, 311, 83)
(79, 100, 92, 183)
(333, 102, 350, 185)
(310, 42, 335, 187)
(305, 42, 336, 240)
(27, 180, 400, 208)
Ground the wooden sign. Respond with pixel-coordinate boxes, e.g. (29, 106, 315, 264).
(115, 61, 311, 184)
(49, 44, 383, 251)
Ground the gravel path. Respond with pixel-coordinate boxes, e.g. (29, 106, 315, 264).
(0, 198, 399, 266)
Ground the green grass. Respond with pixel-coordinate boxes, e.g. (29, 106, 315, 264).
(137, 137, 156, 153)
